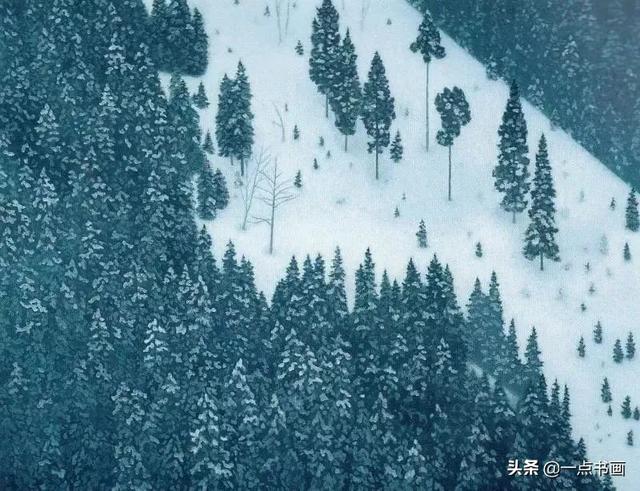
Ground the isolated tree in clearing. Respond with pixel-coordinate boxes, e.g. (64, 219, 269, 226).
(435, 86, 470, 201)
(410, 10, 445, 152)
(523, 135, 559, 271)
(626, 188, 639, 231)
(361, 52, 396, 180)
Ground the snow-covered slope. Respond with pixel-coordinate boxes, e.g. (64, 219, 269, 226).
(149, 0, 639, 487)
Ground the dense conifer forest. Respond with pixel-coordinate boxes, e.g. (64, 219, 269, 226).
(0, 0, 621, 489)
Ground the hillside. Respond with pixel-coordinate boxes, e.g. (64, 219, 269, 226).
(173, 0, 640, 488)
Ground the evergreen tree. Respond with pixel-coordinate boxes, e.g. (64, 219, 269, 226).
(293, 125, 300, 140)
(202, 131, 214, 154)
(624, 242, 632, 261)
(634, 407, 640, 420)
(150, 0, 170, 70)
(601, 377, 612, 403)
(626, 332, 635, 359)
(626, 188, 639, 231)
(197, 162, 217, 220)
(523, 135, 559, 270)
(295, 40, 304, 55)
(330, 30, 361, 151)
(309, 0, 341, 118)
(593, 321, 603, 344)
(627, 430, 634, 446)
(212, 169, 229, 210)
(524, 327, 543, 383)
(613, 338, 624, 363)
(435, 86, 471, 201)
(390, 131, 403, 162)
(229, 61, 254, 176)
(294, 170, 302, 188)
(361, 52, 396, 180)
(475, 242, 483, 258)
(416, 219, 428, 248)
(215, 74, 234, 165)
(188, 8, 208, 76)
(577, 336, 585, 357)
(622, 395, 632, 418)
(409, 10, 446, 151)
(192, 82, 209, 109)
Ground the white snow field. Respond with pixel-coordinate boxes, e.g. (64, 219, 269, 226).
(148, 0, 639, 487)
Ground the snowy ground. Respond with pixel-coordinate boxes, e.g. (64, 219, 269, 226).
(147, 0, 639, 487)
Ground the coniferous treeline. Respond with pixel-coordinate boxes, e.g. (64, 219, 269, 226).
(0, 1, 609, 489)
(409, 0, 640, 189)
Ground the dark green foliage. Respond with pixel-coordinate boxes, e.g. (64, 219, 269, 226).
(628, 430, 634, 446)
(626, 188, 639, 231)
(593, 321, 603, 344)
(330, 30, 361, 152)
(213, 169, 229, 210)
(416, 219, 428, 248)
(394, 206, 400, 217)
(613, 338, 624, 363)
(435, 86, 470, 200)
(626, 332, 635, 359)
(390, 130, 403, 162)
(409, 10, 445, 150)
(624, 242, 632, 261)
(475, 242, 483, 258)
(524, 135, 559, 270)
(197, 161, 217, 219)
(309, 0, 341, 117)
(607, 405, 613, 416)
(493, 81, 529, 222)
(361, 52, 396, 180)
(295, 40, 304, 55)
(622, 396, 632, 418)
(610, 197, 616, 210)
(634, 407, 640, 420)
(293, 124, 300, 140)
(203, 130, 215, 154)
(193, 81, 209, 109)
(577, 336, 585, 357)
(294, 170, 302, 188)
(313, 158, 319, 170)
(601, 377, 612, 403)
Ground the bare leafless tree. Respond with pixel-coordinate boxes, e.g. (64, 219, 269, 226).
(253, 158, 296, 254)
(360, 0, 371, 30)
(240, 148, 269, 231)
(272, 102, 287, 143)
(274, 0, 291, 44)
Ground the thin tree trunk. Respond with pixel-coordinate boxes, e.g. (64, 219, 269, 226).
(325, 94, 329, 118)
(240, 157, 245, 177)
(512, 209, 516, 224)
(269, 194, 275, 254)
(540, 253, 544, 271)
(375, 148, 379, 180)
(230, 156, 234, 166)
(344, 134, 348, 152)
(447, 145, 452, 201)
(426, 62, 430, 152)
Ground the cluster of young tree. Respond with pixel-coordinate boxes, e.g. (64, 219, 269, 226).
(409, 0, 640, 190)
(215, 62, 255, 177)
(309, 0, 397, 179)
(149, 0, 208, 75)
(0, 1, 615, 489)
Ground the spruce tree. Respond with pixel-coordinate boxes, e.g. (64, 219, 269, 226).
(150, 0, 170, 70)
(197, 161, 217, 219)
(193, 82, 209, 109)
(229, 61, 254, 176)
(202, 131, 214, 154)
(212, 169, 229, 210)
(627, 430, 634, 446)
(293, 125, 300, 140)
(601, 377, 612, 403)
(295, 40, 304, 55)
(577, 336, 585, 357)
(593, 321, 603, 344)
(294, 170, 302, 188)
(523, 135, 559, 271)
(390, 131, 403, 162)
(634, 407, 640, 420)
(410, 10, 445, 151)
(622, 395, 632, 418)
(626, 188, 639, 231)
(215, 74, 234, 165)
(309, 0, 341, 118)
(626, 332, 635, 359)
(361, 52, 396, 180)
(188, 8, 208, 76)
(475, 242, 483, 258)
(166, 0, 192, 72)
(613, 338, 624, 363)
(524, 327, 543, 383)
(416, 219, 428, 248)
(624, 242, 632, 261)
(435, 86, 471, 201)
(493, 81, 530, 223)
(330, 30, 361, 152)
